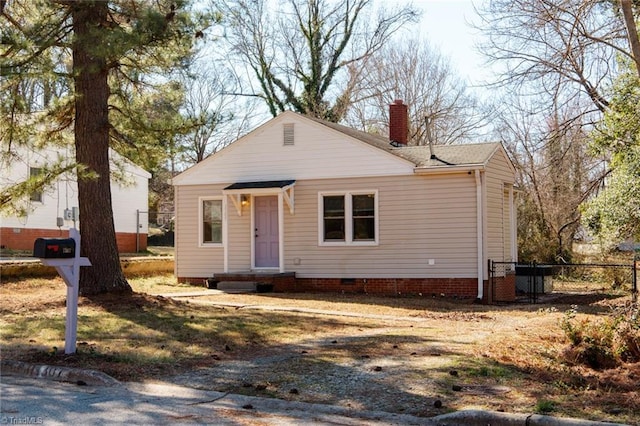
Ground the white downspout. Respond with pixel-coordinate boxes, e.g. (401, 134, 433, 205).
(475, 170, 483, 300)
(223, 195, 229, 273)
(509, 185, 517, 262)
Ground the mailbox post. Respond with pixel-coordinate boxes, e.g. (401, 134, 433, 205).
(33, 228, 91, 354)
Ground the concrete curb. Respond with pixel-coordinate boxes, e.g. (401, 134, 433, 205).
(428, 409, 629, 425)
(210, 396, 628, 426)
(1, 360, 629, 425)
(1, 359, 120, 387)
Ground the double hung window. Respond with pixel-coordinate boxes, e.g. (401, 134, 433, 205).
(201, 198, 223, 245)
(319, 191, 377, 245)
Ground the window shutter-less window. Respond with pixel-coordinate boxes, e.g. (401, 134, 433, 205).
(319, 191, 377, 245)
(283, 123, 294, 146)
(202, 199, 223, 244)
(29, 167, 43, 202)
(323, 195, 345, 241)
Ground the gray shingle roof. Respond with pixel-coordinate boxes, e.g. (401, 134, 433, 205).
(306, 115, 502, 168)
(397, 143, 501, 168)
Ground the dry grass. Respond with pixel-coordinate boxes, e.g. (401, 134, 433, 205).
(1, 274, 638, 424)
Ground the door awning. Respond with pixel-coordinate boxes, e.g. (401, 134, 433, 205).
(223, 180, 295, 215)
(224, 180, 295, 191)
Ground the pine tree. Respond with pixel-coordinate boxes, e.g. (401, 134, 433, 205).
(1, 0, 210, 295)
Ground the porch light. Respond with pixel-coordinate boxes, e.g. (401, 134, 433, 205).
(241, 194, 250, 207)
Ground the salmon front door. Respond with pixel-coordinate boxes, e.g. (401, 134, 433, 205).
(254, 196, 279, 268)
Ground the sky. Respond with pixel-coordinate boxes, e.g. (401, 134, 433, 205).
(410, 0, 490, 87)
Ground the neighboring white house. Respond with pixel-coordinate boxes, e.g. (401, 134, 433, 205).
(172, 101, 518, 301)
(0, 145, 150, 253)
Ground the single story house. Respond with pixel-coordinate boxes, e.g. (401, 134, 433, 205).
(1, 145, 150, 253)
(172, 100, 517, 301)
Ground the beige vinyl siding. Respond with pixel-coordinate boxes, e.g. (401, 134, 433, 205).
(175, 184, 226, 278)
(485, 149, 516, 264)
(226, 200, 251, 271)
(174, 142, 518, 281)
(173, 112, 414, 186)
(282, 174, 478, 279)
(176, 174, 479, 280)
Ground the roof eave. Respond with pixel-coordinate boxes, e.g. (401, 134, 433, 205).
(413, 164, 485, 175)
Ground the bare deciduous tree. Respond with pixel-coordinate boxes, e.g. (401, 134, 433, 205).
(177, 67, 241, 165)
(491, 94, 606, 261)
(216, 0, 419, 122)
(476, 0, 637, 259)
(344, 39, 488, 145)
(477, 0, 629, 112)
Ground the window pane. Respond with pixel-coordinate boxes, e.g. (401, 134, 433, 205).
(352, 194, 374, 216)
(353, 218, 375, 240)
(29, 167, 43, 202)
(324, 196, 344, 217)
(352, 194, 375, 241)
(324, 218, 345, 240)
(323, 195, 345, 240)
(202, 200, 222, 244)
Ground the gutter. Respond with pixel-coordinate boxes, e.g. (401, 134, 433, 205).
(413, 164, 485, 175)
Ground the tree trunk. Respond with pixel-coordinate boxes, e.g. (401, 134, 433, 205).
(620, 0, 640, 79)
(72, 1, 132, 295)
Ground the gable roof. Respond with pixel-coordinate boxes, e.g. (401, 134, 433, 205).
(304, 114, 505, 169)
(173, 111, 512, 185)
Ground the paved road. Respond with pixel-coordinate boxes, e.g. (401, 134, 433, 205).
(0, 375, 432, 425)
(1, 375, 630, 426)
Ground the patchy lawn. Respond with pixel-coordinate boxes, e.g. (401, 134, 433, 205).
(0, 274, 638, 424)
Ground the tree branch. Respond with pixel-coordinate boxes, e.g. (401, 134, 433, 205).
(620, 0, 640, 78)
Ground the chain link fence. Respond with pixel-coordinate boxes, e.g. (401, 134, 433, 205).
(490, 257, 638, 304)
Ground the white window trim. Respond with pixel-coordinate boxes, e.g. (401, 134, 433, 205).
(199, 196, 225, 247)
(317, 190, 379, 246)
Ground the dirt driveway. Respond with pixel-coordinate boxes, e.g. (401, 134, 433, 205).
(156, 291, 639, 423)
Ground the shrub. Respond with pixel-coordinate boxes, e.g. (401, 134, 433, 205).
(614, 304, 640, 362)
(560, 303, 640, 369)
(535, 399, 556, 414)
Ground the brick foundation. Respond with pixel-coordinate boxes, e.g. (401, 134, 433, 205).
(293, 277, 479, 297)
(178, 275, 482, 299)
(489, 272, 516, 302)
(178, 277, 210, 287)
(179, 272, 297, 290)
(1, 227, 147, 253)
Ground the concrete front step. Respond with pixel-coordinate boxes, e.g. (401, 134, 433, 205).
(215, 281, 258, 292)
(211, 281, 275, 293)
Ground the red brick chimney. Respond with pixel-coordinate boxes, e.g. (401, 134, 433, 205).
(389, 99, 408, 146)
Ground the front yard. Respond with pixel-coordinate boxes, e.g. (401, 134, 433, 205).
(0, 274, 638, 424)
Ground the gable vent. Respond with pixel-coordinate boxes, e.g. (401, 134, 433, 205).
(283, 123, 295, 146)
